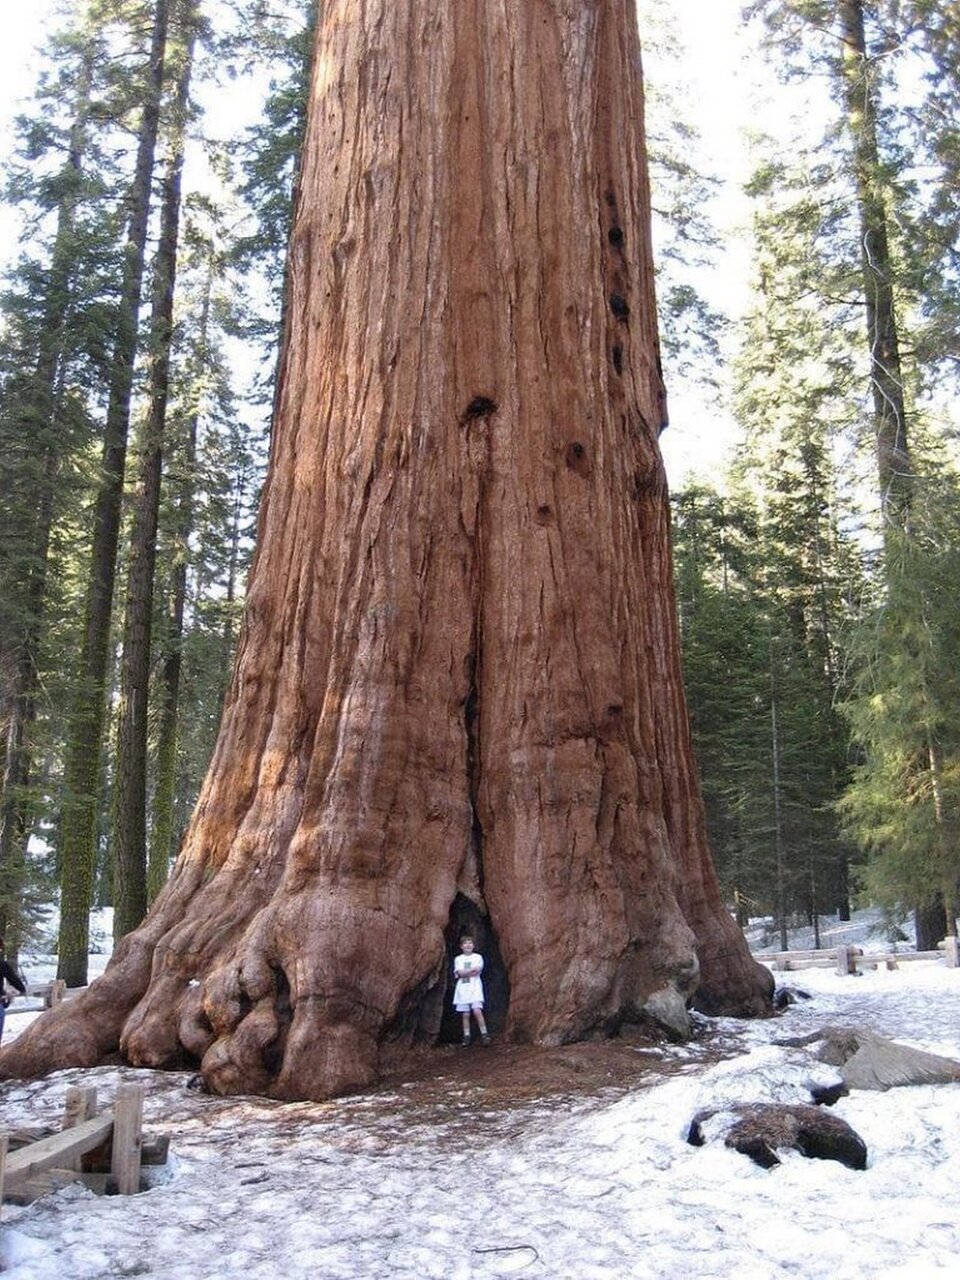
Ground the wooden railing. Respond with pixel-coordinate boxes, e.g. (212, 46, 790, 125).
(754, 937, 959, 974)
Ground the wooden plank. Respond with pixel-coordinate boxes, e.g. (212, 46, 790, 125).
(755, 949, 840, 963)
(4, 1126, 54, 1150)
(4, 1167, 86, 1206)
(2, 1113, 114, 1190)
(850, 950, 944, 970)
(6, 1168, 112, 1205)
(110, 1083, 144, 1195)
(63, 1086, 98, 1173)
(63, 1086, 98, 1129)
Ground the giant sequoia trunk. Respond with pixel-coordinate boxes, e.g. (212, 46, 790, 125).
(2, 0, 772, 1100)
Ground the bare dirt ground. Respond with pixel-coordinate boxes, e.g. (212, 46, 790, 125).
(369, 1020, 747, 1134)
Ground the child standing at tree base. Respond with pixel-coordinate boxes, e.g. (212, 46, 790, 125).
(453, 935, 490, 1046)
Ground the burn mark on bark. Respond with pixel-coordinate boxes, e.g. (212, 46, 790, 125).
(566, 440, 591, 477)
(534, 502, 554, 526)
(464, 651, 484, 888)
(611, 344, 623, 376)
(461, 396, 498, 424)
(261, 963, 293, 1076)
(608, 225, 624, 250)
(600, 702, 625, 743)
(609, 294, 630, 322)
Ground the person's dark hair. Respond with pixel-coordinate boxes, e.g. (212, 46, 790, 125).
(459, 934, 474, 945)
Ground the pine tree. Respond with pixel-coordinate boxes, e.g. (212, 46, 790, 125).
(840, 454, 960, 937)
(0, 9, 123, 951)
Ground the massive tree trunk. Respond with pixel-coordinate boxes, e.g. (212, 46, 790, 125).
(2, 0, 771, 1100)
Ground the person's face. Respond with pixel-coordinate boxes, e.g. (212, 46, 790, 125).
(461, 939, 474, 954)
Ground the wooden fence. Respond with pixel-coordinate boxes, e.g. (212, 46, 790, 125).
(0, 1082, 168, 1209)
(755, 937, 959, 975)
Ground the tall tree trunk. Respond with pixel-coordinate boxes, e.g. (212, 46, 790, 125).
(147, 240, 208, 907)
(112, 0, 196, 941)
(0, 38, 96, 946)
(5, 0, 771, 1099)
(770, 654, 788, 952)
(838, 0, 911, 526)
(926, 736, 958, 941)
(57, 0, 170, 984)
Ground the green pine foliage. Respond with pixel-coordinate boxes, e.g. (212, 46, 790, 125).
(840, 454, 960, 932)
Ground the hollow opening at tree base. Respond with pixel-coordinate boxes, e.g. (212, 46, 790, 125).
(437, 893, 510, 1044)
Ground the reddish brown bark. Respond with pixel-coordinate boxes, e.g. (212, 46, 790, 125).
(1, 0, 771, 1101)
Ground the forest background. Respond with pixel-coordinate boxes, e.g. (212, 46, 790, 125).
(0, 0, 957, 987)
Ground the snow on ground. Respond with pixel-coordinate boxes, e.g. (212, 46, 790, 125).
(2, 921, 959, 1279)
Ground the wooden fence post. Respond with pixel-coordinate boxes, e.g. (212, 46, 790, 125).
(945, 937, 959, 969)
(49, 980, 67, 1008)
(835, 945, 855, 976)
(63, 1086, 99, 1172)
(111, 1084, 144, 1195)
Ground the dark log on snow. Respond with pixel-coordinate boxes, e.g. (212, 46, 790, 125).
(688, 1102, 868, 1170)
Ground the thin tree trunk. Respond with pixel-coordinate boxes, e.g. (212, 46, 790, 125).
(926, 736, 958, 941)
(771, 654, 788, 951)
(57, 0, 170, 983)
(113, 0, 195, 940)
(6, 0, 772, 1099)
(148, 259, 207, 906)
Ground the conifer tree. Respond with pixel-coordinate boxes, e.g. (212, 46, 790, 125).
(0, 11, 120, 950)
(1, 0, 771, 1099)
(840, 453, 960, 938)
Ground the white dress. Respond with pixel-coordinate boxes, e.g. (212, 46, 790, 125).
(453, 952, 484, 1010)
